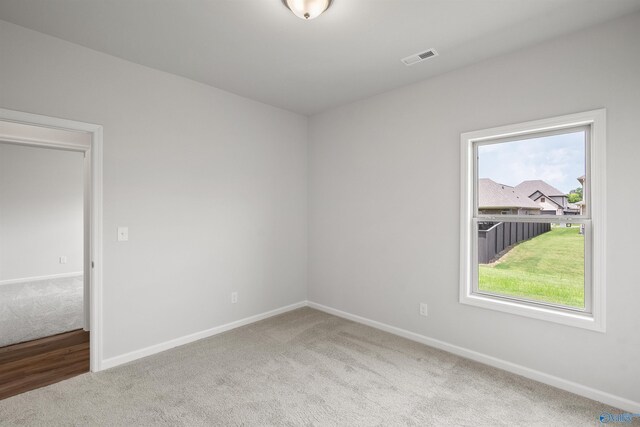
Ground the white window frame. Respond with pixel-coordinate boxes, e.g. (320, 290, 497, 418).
(459, 109, 606, 332)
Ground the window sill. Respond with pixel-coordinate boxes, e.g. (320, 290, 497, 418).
(460, 291, 605, 332)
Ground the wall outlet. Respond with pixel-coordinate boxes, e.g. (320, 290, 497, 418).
(419, 302, 428, 317)
(231, 292, 238, 304)
(59, 256, 68, 264)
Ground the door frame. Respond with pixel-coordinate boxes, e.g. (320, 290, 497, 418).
(0, 108, 104, 372)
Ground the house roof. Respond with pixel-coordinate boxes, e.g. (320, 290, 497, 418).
(531, 192, 563, 208)
(515, 180, 566, 197)
(478, 179, 541, 210)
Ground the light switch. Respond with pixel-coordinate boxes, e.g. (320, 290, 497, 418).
(59, 256, 68, 264)
(117, 226, 129, 241)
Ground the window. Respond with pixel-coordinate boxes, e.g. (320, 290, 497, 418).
(460, 110, 606, 331)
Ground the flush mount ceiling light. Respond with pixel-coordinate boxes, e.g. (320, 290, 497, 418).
(282, 0, 333, 20)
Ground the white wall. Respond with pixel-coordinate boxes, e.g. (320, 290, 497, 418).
(0, 20, 308, 359)
(0, 143, 84, 281)
(309, 12, 640, 404)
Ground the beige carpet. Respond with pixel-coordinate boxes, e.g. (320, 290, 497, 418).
(0, 307, 617, 426)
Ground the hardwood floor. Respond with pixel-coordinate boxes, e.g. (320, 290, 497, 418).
(0, 329, 89, 400)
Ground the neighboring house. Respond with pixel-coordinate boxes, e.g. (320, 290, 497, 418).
(479, 178, 583, 216)
(515, 179, 579, 215)
(478, 178, 541, 215)
(566, 201, 581, 213)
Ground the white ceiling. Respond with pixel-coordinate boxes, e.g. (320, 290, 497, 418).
(1, 0, 639, 115)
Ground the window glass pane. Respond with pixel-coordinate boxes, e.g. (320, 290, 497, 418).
(477, 221, 585, 309)
(477, 130, 586, 216)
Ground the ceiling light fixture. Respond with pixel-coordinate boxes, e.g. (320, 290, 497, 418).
(282, 0, 333, 20)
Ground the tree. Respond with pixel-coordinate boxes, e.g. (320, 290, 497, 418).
(568, 187, 583, 203)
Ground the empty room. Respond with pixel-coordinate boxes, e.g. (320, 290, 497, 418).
(0, 0, 639, 425)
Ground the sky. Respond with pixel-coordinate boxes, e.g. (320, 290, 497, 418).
(478, 131, 585, 194)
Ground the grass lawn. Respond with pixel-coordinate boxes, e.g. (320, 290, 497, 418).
(479, 225, 585, 308)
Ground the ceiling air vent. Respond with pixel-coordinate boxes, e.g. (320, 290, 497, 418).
(401, 49, 438, 66)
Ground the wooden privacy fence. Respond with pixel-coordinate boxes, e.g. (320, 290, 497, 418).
(478, 221, 551, 264)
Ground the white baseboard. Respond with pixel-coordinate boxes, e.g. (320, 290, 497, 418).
(0, 271, 83, 286)
(307, 301, 640, 413)
(100, 301, 307, 371)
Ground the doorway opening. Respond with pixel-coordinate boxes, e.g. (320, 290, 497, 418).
(0, 109, 103, 399)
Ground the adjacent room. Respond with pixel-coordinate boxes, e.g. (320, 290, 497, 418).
(0, 0, 639, 425)
(0, 142, 86, 348)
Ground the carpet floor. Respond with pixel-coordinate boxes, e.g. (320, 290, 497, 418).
(0, 307, 617, 426)
(0, 275, 83, 347)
